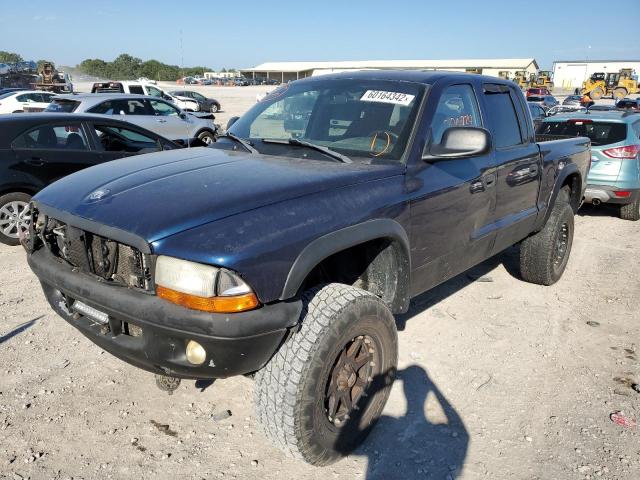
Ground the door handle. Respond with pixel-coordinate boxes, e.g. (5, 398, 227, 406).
(529, 165, 539, 176)
(483, 173, 496, 188)
(24, 157, 45, 167)
(156, 119, 167, 123)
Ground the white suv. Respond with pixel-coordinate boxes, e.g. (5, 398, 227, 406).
(91, 81, 199, 111)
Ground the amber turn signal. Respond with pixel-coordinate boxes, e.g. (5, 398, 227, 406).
(157, 285, 260, 313)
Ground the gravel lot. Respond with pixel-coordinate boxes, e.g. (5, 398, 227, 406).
(1, 85, 639, 480)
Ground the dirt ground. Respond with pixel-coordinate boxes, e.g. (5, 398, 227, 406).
(1, 86, 639, 480)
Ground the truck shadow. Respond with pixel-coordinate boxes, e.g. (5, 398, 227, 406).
(396, 247, 520, 331)
(341, 365, 469, 479)
(0, 315, 43, 345)
(577, 203, 620, 218)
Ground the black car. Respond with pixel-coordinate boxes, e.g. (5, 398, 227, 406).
(0, 113, 179, 245)
(169, 90, 222, 113)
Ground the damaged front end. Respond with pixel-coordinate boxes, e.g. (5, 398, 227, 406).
(23, 204, 154, 292)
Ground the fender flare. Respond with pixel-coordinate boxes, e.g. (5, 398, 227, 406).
(280, 218, 412, 313)
(539, 163, 581, 229)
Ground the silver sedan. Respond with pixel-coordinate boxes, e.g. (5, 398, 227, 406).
(46, 94, 218, 145)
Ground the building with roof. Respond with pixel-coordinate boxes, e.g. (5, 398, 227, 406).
(552, 60, 640, 89)
(240, 58, 539, 84)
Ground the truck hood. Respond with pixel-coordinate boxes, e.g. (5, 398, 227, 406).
(34, 147, 403, 244)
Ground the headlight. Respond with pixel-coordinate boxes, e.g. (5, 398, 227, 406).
(155, 256, 259, 313)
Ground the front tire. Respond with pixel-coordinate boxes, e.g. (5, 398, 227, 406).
(0, 192, 32, 246)
(519, 189, 574, 285)
(620, 198, 640, 221)
(196, 130, 216, 145)
(254, 284, 398, 466)
(210, 103, 219, 113)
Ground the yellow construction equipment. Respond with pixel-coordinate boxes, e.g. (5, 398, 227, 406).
(582, 69, 639, 100)
(531, 70, 554, 90)
(513, 71, 530, 89)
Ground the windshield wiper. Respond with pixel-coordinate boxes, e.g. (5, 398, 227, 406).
(221, 132, 258, 154)
(261, 138, 352, 164)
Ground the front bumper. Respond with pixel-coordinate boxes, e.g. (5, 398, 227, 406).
(28, 248, 301, 379)
(584, 185, 640, 205)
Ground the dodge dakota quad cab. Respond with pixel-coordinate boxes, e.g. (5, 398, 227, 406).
(24, 71, 590, 465)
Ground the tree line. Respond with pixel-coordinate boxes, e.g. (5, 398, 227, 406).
(1, 51, 236, 81)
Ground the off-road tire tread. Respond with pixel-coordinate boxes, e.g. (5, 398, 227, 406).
(520, 187, 573, 285)
(254, 283, 383, 464)
(620, 199, 640, 221)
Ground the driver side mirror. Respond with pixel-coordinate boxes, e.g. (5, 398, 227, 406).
(179, 112, 188, 120)
(423, 127, 491, 161)
(226, 116, 240, 130)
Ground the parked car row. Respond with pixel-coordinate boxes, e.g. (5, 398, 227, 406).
(0, 113, 182, 245)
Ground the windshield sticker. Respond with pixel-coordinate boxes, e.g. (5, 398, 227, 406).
(360, 90, 415, 106)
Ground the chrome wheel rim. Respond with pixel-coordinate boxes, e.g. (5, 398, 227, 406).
(0, 200, 31, 239)
(210, 105, 218, 113)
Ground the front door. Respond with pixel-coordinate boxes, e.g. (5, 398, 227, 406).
(409, 83, 498, 296)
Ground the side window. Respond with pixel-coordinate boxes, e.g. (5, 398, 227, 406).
(483, 85, 523, 148)
(146, 86, 163, 97)
(149, 99, 179, 116)
(93, 125, 161, 153)
(128, 85, 144, 95)
(431, 84, 482, 144)
(16, 93, 35, 103)
(12, 124, 88, 150)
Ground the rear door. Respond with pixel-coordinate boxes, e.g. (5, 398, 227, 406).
(10, 121, 98, 186)
(482, 83, 541, 254)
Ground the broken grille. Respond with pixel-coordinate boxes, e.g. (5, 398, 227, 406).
(43, 221, 152, 291)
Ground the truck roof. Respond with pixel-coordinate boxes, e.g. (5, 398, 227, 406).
(294, 69, 515, 87)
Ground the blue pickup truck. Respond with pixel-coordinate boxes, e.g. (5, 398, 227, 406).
(24, 71, 590, 465)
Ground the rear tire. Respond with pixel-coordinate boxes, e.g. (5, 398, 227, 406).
(254, 283, 398, 466)
(620, 199, 640, 221)
(210, 103, 219, 113)
(0, 192, 32, 246)
(590, 87, 604, 100)
(519, 188, 574, 285)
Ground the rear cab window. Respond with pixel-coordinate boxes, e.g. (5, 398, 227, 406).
(12, 124, 89, 150)
(536, 120, 627, 146)
(483, 84, 525, 148)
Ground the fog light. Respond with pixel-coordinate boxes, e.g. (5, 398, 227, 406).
(186, 340, 207, 365)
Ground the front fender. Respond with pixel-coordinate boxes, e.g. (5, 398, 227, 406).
(280, 218, 411, 313)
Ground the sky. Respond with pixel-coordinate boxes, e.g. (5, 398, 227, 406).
(1, 0, 639, 71)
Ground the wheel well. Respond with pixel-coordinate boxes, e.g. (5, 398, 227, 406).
(299, 237, 409, 313)
(0, 186, 38, 199)
(561, 173, 581, 212)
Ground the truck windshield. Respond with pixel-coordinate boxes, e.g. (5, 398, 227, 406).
(536, 121, 627, 146)
(228, 79, 426, 162)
